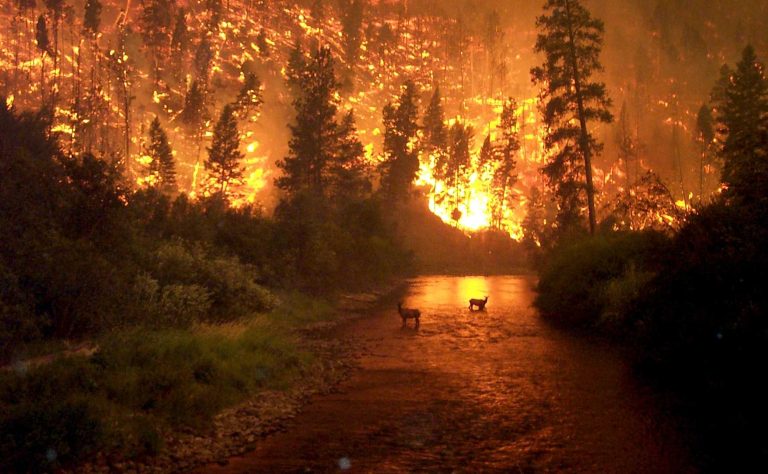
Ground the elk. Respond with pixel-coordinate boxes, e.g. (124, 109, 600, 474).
(469, 296, 488, 311)
(397, 302, 421, 328)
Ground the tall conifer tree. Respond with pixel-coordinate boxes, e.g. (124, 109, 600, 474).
(711, 45, 768, 204)
(532, 0, 613, 235)
(205, 104, 245, 198)
(144, 117, 176, 193)
(277, 46, 340, 197)
(380, 80, 420, 202)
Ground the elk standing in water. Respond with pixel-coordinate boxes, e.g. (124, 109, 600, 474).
(469, 296, 488, 311)
(397, 302, 421, 328)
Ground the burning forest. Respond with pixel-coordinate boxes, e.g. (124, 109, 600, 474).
(2, 0, 768, 472)
(4, 0, 761, 238)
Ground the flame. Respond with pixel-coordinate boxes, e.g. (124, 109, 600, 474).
(0, 0, 683, 237)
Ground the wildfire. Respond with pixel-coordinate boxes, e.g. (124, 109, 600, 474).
(0, 0, 684, 239)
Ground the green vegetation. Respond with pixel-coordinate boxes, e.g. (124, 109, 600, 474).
(0, 319, 311, 472)
(535, 231, 667, 331)
(0, 55, 407, 469)
(530, 44, 768, 471)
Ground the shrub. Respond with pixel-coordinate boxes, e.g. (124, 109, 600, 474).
(158, 284, 212, 327)
(0, 322, 311, 470)
(151, 241, 275, 322)
(535, 231, 668, 328)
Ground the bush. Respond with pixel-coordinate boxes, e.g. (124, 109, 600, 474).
(626, 202, 768, 470)
(0, 322, 311, 471)
(535, 231, 669, 328)
(150, 241, 275, 322)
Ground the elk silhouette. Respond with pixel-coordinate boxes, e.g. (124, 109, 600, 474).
(397, 302, 421, 328)
(469, 296, 488, 311)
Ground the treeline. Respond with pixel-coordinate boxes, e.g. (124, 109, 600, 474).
(533, 41, 768, 471)
(0, 88, 408, 361)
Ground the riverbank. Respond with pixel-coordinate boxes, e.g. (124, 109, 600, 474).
(0, 281, 404, 473)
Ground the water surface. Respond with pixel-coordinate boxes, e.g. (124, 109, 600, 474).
(204, 276, 694, 473)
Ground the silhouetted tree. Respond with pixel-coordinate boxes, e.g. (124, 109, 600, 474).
(483, 10, 505, 96)
(108, 25, 135, 168)
(234, 72, 263, 120)
(255, 28, 270, 58)
(532, 0, 613, 235)
(521, 186, 550, 265)
(194, 37, 213, 81)
(277, 46, 341, 197)
(339, 0, 365, 66)
(144, 117, 176, 193)
(490, 98, 520, 228)
(711, 45, 768, 204)
(285, 40, 307, 98)
(83, 0, 102, 37)
(329, 111, 371, 201)
(422, 86, 448, 164)
(179, 80, 207, 132)
(169, 8, 188, 79)
(140, 0, 173, 85)
(380, 80, 420, 202)
(205, 104, 245, 199)
(446, 122, 473, 222)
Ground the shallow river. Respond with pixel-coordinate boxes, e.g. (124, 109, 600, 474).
(205, 276, 696, 473)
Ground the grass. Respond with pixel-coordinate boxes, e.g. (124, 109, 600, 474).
(0, 297, 337, 472)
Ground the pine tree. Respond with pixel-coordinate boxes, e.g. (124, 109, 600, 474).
(422, 86, 448, 178)
(446, 122, 473, 222)
(83, 0, 102, 38)
(205, 104, 245, 198)
(339, 0, 365, 67)
(194, 37, 213, 81)
(329, 111, 371, 200)
(140, 0, 173, 85)
(169, 8, 188, 80)
(256, 28, 270, 58)
(522, 186, 549, 264)
(170, 8, 188, 53)
(711, 45, 768, 204)
(109, 25, 135, 168)
(35, 14, 51, 55)
(285, 41, 307, 98)
(277, 46, 342, 197)
(144, 117, 176, 193)
(235, 72, 263, 120)
(179, 80, 207, 132)
(491, 98, 520, 228)
(531, 0, 613, 235)
(483, 10, 505, 97)
(380, 80, 420, 202)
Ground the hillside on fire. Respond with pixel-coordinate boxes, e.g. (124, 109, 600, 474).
(1, 0, 768, 472)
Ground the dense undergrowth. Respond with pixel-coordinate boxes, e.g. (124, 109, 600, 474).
(534, 202, 768, 470)
(0, 94, 406, 469)
(0, 307, 321, 472)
